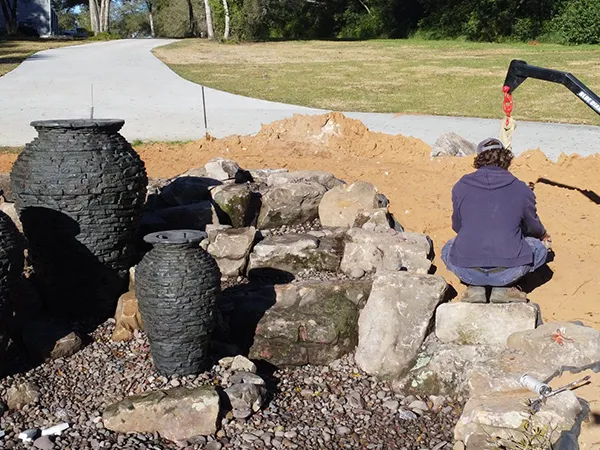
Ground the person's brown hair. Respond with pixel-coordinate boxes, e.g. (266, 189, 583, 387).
(473, 148, 514, 170)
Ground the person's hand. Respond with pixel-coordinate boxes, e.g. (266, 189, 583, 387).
(542, 232, 552, 250)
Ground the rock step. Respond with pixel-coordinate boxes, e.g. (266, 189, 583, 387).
(435, 302, 538, 347)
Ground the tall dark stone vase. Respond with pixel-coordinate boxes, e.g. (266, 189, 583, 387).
(10, 120, 148, 320)
(136, 230, 221, 376)
(0, 211, 24, 366)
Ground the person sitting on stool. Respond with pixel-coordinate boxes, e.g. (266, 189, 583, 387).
(441, 138, 551, 303)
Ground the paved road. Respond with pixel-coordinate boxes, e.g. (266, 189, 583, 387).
(1, 39, 599, 160)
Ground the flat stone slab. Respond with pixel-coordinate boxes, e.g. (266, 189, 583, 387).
(395, 335, 503, 396)
(435, 303, 538, 347)
(103, 386, 219, 442)
(455, 389, 583, 449)
(507, 321, 600, 371)
(467, 350, 559, 396)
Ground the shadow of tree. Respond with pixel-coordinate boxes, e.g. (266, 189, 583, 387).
(536, 178, 600, 204)
(20, 207, 129, 330)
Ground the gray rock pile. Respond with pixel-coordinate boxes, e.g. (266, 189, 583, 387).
(1, 155, 596, 450)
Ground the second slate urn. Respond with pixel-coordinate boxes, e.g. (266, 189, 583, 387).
(135, 230, 221, 375)
(10, 119, 148, 319)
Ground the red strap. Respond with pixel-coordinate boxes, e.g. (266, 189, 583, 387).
(502, 86, 513, 126)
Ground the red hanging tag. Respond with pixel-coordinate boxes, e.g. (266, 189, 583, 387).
(502, 86, 513, 126)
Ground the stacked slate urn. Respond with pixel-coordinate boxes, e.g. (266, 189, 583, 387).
(136, 230, 221, 375)
(10, 120, 148, 319)
(0, 211, 24, 368)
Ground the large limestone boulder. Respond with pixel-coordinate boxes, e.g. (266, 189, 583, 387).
(207, 227, 257, 277)
(112, 290, 143, 342)
(0, 173, 14, 202)
(355, 271, 447, 378)
(204, 158, 241, 181)
(431, 133, 477, 158)
(7, 381, 40, 410)
(435, 303, 538, 347)
(159, 176, 217, 207)
(248, 168, 288, 184)
(319, 181, 387, 228)
(247, 234, 342, 276)
(103, 386, 220, 442)
(340, 228, 432, 276)
(395, 335, 502, 396)
(467, 350, 559, 397)
(211, 184, 256, 228)
(0, 202, 21, 231)
(249, 280, 371, 366)
(257, 181, 327, 229)
(273, 279, 372, 309)
(152, 201, 218, 231)
(266, 170, 344, 190)
(353, 208, 396, 232)
(507, 322, 600, 371)
(454, 390, 583, 449)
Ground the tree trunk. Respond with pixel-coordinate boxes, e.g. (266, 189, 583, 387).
(100, 0, 110, 32)
(89, 0, 100, 34)
(222, 0, 230, 39)
(148, 3, 155, 37)
(0, 0, 18, 35)
(203, 0, 214, 40)
(185, 0, 198, 36)
(98, 0, 110, 33)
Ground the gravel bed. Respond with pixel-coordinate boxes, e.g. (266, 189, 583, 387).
(265, 219, 322, 237)
(0, 322, 462, 450)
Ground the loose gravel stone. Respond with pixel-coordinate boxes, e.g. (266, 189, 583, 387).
(409, 400, 429, 411)
(383, 400, 399, 411)
(0, 276, 462, 450)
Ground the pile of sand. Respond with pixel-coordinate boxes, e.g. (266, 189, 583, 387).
(2, 112, 599, 446)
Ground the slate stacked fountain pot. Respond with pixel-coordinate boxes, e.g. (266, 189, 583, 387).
(136, 230, 221, 375)
(10, 119, 148, 319)
(0, 211, 24, 367)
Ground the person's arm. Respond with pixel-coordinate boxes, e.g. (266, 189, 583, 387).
(522, 188, 547, 239)
(451, 186, 462, 233)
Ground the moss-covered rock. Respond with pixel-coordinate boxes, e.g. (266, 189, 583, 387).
(211, 184, 256, 228)
(257, 181, 326, 229)
(248, 279, 371, 366)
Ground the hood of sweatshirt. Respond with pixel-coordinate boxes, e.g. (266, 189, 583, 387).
(459, 166, 517, 190)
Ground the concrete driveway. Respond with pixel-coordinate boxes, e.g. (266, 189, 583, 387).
(0, 39, 598, 160)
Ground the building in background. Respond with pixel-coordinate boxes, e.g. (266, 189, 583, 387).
(0, 0, 59, 37)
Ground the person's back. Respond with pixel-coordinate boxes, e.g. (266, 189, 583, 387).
(442, 138, 550, 303)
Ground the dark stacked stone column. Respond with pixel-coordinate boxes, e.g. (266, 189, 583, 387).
(0, 211, 24, 368)
(10, 119, 148, 320)
(135, 230, 221, 375)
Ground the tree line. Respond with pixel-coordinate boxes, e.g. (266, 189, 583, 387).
(3, 0, 600, 44)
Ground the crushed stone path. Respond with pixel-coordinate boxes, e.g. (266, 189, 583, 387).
(0, 39, 598, 160)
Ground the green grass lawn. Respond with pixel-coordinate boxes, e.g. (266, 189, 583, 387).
(0, 38, 83, 77)
(154, 39, 600, 126)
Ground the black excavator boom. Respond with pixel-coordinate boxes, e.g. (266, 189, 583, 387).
(503, 59, 600, 117)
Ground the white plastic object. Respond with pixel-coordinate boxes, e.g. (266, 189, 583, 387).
(41, 422, 70, 436)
